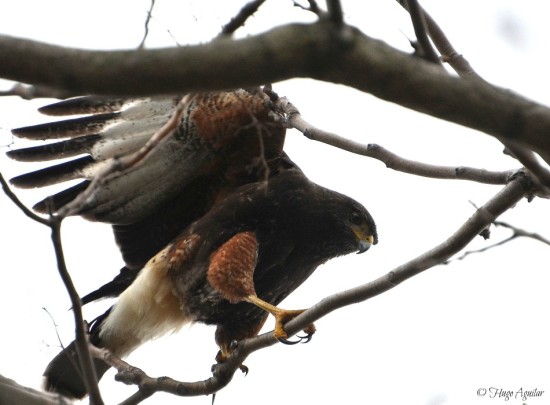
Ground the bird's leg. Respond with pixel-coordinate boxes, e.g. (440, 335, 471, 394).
(245, 295, 315, 342)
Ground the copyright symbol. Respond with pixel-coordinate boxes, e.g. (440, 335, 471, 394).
(477, 388, 487, 397)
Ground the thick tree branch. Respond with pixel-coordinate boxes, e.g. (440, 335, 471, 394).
(0, 83, 72, 100)
(0, 374, 71, 405)
(1, 23, 549, 160)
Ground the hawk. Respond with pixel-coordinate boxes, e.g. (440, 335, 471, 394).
(7, 88, 378, 399)
(43, 160, 377, 398)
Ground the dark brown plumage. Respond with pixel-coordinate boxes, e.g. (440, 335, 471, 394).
(43, 161, 377, 399)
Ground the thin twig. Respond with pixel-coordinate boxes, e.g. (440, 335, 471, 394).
(396, 0, 483, 79)
(220, 0, 267, 36)
(49, 218, 104, 405)
(494, 220, 550, 246)
(0, 171, 103, 403)
(503, 141, 550, 190)
(292, 0, 323, 16)
(405, 0, 441, 64)
(452, 219, 550, 262)
(138, 0, 157, 49)
(274, 97, 514, 184)
(326, 0, 344, 25)
(0, 172, 49, 225)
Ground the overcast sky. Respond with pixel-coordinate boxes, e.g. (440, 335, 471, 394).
(0, 1, 549, 404)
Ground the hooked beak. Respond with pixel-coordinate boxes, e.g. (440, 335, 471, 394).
(357, 234, 374, 254)
(352, 223, 375, 254)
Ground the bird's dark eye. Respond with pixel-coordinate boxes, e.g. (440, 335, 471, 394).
(350, 209, 363, 225)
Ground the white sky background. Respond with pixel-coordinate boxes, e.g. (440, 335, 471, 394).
(0, 1, 549, 404)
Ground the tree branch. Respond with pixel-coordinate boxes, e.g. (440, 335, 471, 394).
(0, 172, 103, 404)
(326, 0, 344, 25)
(0, 82, 72, 100)
(1, 23, 549, 161)
(0, 374, 71, 405)
(503, 141, 550, 190)
(396, 0, 483, 79)
(275, 97, 514, 184)
(138, 0, 156, 49)
(405, 0, 440, 64)
(220, 0, 267, 36)
(451, 219, 550, 262)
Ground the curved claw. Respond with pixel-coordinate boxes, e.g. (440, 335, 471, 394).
(277, 332, 314, 345)
(296, 333, 313, 344)
(278, 336, 303, 345)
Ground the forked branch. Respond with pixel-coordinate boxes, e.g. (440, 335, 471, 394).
(0, 172, 104, 404)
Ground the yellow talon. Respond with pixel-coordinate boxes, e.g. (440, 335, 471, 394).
(245, 295, 314, 341)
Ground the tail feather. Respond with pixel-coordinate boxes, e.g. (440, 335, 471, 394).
(43, 342, 110, 399)
(81, 266, 138, 305)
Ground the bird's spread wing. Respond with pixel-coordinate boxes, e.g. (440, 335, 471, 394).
(8, 89, 286, 225)
(8, 95, 180, 221)
(8, 89, 286, 274)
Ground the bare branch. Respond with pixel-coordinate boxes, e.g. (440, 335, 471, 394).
(1, 23, 549, 160)
(275, 97, 514, 184)
(503, 141, 550, 190)
(49, 219, 104, 404)
(0, 83, 71, 100)
(393, 2, 550, 191)
(0, 171, 103, 403)
(220, 0, 267, 36)
(452, 219, 550, 261)
(0, 374, 71, 405)
(396, 0, 483, 79)
(0, 172, 49, 225)
(138, 0, 157, 49)
(292, 0, 324, 16)
(326, 0, 344, 25)
(495, 220, 550, 246)
(405, 0, 441, 64)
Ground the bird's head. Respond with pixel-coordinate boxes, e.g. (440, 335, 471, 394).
(348, 202, 378, 254)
